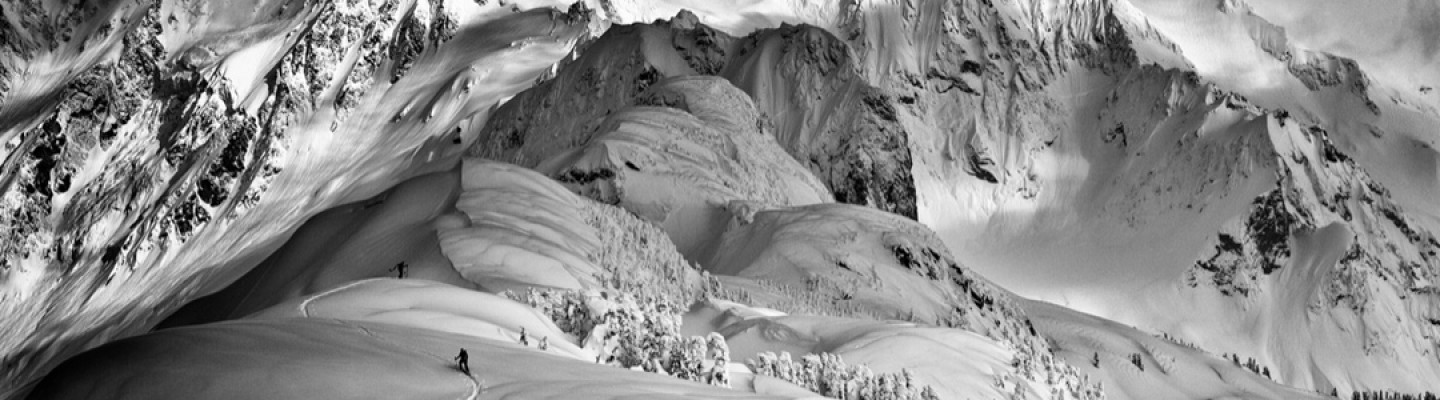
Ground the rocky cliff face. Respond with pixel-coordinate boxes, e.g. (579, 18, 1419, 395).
(0, 0, 595, 394)
(3, 0, 1439, 398)
(724, 24, 918, 219)
(473, 13, 920, 219)
(806, 0, 1440, 394)
(1225, 0, 1377, 111)
(1183, 113, 1440, 392)
(468, 22, 1104, 398)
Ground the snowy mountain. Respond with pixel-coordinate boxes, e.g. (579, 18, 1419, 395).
(2, 0, 1437, 399)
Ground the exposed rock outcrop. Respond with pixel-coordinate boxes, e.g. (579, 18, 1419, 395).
(0, 2, 595, 395)
(724, 24, 918, 218)
(5, 0, 1440, 398)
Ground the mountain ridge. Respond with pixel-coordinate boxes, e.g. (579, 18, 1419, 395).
(1, 0, 1437, 398)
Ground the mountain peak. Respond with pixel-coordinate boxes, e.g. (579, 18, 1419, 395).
(5, 1, 1439, 399)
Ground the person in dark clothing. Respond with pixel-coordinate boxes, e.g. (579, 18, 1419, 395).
(455, 349, 470, 374)
(390, 262, 408, 279)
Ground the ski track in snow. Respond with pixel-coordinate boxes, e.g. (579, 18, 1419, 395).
(10, 0, 1440, 398)
(334, 319, 483, 400)
(296, 279, 375, 318)
(297, 279, 484, 399)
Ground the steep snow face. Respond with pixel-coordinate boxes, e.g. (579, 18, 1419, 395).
(0, 0, 597, 394)
(701, 203, 1019, 336)
(473, 17, 923, 222)
(36, 145, 1100, 399)
(105, 157, 764, 398)
(536, 77, 833, 260)
(163, 158, 712, 327)
(159, 170, 470, 327)
(740, 0, 1440, 394)
(830, 0, 1189, 86)
(887, 36, 1273, 296)
(441, 160, 607, 292)
(1167, 116, 1440, 393)
(723, 25, 918, 219)
(468, 17, 727, 167)
(852, 0, 1440, 394)
(8, 0, 1440, 399)
(465, 17, 1119, 396)
(1126, 0, 1440, 217)
(593, 0, 838, 35)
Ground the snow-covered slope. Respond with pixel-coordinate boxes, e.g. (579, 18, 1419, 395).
(819, 0, 1440, 395)
(32, 154, 1087, 399)
(721, 24, 918, 218)
(5, 0, 1440, 398)
(1, 1, 598, 394)
(456, 10, 1335, 398)
(467, 39, 1105, 394)
(1024, 299, 1327, 400)
(535, 76, 834, 260)
(31, 317, 784, 400)
(1157, 113, 1440, 394)
(612, 0, 1440, 395)
(698, 301, 1095, 400)
(693, 203, 1104, 399)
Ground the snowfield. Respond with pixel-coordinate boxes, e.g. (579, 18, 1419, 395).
(31, 318, 798, 400)
(3, 0, 1438, 399)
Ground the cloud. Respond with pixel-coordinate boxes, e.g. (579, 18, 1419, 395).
(1243, 0, 1440, 89)
(1406, 0, 1440, 61)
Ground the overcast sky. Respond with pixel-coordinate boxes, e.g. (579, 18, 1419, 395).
(1248, 0, 1440, 88)
(1127, 0, 1440, 100)
(1248, 0, 1440, 62)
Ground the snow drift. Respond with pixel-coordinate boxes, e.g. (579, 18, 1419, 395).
(4, 0, 1439, 398)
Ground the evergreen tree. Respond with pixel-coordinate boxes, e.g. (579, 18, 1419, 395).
(748, 351, 941, 400)
(512, 288, 731, 387)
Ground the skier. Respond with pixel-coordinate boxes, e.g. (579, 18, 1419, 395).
(390, 262, 408, 279)
(455, 349, 470, 374)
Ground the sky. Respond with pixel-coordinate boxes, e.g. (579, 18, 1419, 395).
(1131, 0, 1440, 96)
(1249, 0, 1440, 90)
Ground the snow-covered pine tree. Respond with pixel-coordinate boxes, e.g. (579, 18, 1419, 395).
(510, 288, 731, 387)
(747, 351, 940, 400)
